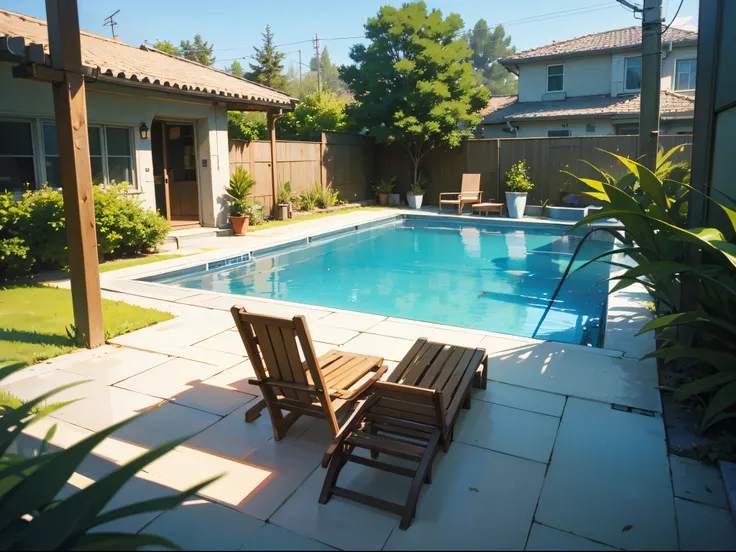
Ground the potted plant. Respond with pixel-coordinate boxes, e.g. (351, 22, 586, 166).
(559, 182, 580, 206)
(406, 174, 429, 209)
(225, 166, 256, 236)
(505, 160, 534, 219)
(374, 177, 396, 206)
(277, 181, 293, 220)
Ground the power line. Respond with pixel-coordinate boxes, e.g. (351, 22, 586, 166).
(661, 0, 684, 34)
(485, 2, 615, 28)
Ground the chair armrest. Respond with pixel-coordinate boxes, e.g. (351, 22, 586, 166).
(439, 192, 461, 198)
(259, 378, 320, 394)
(337, 364, 388, 402)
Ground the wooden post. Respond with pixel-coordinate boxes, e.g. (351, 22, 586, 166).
(638, 0, 662, 171)
(267, 109, 278, 215)
(46, 0, 104, 348)
(320, 132, 327, 189)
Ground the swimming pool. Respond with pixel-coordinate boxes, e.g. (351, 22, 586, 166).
(147, 215, 614, 346)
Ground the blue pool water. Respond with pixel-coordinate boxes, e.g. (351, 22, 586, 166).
(151, 216, 614, 345)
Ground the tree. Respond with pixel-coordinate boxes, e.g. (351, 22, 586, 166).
(340, 1, 489, 186)
(308, 47, 345, 93)
(180, 34, 216, 66)
(246, 24, 288, 90)
(465, 20, 518, 95)
(276, 90, 350, 141)
(153, 35, 216, 66)
(226, 59, 245, 78)
(152, 39, 181, 57)
(227, 111, 267, 142)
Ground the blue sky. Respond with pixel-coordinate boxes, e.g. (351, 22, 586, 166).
(2, 0, 699, 71)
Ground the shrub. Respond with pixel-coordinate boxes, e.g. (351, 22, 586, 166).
(299, 184, 322, 211)
(0, 184, 170, 280)
(225, 167, 256, 218)
(374, 177, 396, 195)
(505, 160, 534, 193)
(316, 184, 340, 209)
(277, 181, 292, 205)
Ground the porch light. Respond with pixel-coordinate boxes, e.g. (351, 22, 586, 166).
(139, 123, 149, 140)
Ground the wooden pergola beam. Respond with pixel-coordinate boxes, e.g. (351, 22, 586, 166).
(267, 108, 285, 216)
(45, 0, 104, 348)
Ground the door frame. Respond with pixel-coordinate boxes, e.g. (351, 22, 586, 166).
(153, 117, 202, 225)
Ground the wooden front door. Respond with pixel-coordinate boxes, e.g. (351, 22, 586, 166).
(152, 120, 199, 222)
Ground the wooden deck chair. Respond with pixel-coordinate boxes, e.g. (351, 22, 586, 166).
(438, 173, 483, 214)
(230, 306, 387, 440)
(319, 338, 487, 530)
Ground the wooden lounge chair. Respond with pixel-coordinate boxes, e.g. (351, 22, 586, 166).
(319, 338, 487, 529)
(231, 306, 388, 440)
(438, 173, 483, 214)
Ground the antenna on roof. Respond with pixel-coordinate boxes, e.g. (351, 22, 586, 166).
(103, 10, 120, 40)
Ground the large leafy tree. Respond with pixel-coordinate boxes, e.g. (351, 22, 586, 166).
(153, 35, 215, 66)
(276, 91, 350, 141)
(465, 20, 518, 95)
(246, 24, 288, 90)
(308, 48, 345, 94)
(341, 1, 489, 186)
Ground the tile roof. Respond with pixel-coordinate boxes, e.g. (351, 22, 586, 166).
(482, 91, 694, 124)
(480, 95, 518, 117)
(501, 26, 697, 64)
(0, 9, 296, 109)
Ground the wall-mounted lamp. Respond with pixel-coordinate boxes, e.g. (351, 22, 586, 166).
(139, 122, 149, 140)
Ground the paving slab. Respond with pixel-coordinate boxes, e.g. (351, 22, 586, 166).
(301, 323, 360, 346)
(194, 330, 249, 357)
(367, 319, 484, 348)
(143, 498, 264, 550)
(338, 333, 415, 362)
(455, 401, 560, 463)
(201, 362, 262, 397)
(535, 398, 676, 550)
(472, 380, 566, 417)
(315, 311, 386, 332)
(487, 341, 661, 412)
(525, 524, 616, 551)
(670, 455, 729, 509)
(238, 523, 335, 551)
(55, 345, 172, 385)
(675, 498, 736, 551)
(384, 443, 546, 550)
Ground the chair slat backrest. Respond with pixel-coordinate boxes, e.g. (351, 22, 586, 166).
(460, 173, 481, 199)
(230, 306, 330, 406)
(369, 381, 446, 437)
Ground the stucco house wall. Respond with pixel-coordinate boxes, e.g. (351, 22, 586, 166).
(517, 54, 612, 102)
(0, 62, 230, 227)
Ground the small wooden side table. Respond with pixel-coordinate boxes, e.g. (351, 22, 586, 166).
(472, 202, 505, 216)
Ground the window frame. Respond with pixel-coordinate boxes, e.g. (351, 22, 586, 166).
(0, 117, 38, 192)
(40, 121, 136, 189)
(675, 58, 697, 91)
(547, 129, 571, 137)
(624, 56, 642, 92)
(546, 64, 565, 93)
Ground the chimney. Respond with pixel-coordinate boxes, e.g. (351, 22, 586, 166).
(113, 34, 120, 42)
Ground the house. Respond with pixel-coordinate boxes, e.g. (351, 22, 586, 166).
(481, 26, 697, 138)
(0, 9, 296, 228)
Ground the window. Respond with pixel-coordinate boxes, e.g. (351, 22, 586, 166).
(43, 123, 132, 187)
(0, 120, 36, 192)
(548, 129, 570, 137)
(546, 64, 564, 92)
(625, 56, 642, 91)
(616, 123, 640, 135)
(675, 59, 697, 90)
(586, 123, 596, 133)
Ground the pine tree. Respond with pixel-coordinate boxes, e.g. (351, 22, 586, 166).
(180, 34, 216, 66)
(152, 40, 181, 57)
(465, 20, 517, 95)
(246, 25, 288, 90)
(226, 60, 245, 78)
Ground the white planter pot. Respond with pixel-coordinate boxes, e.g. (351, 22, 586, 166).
(506, 192, 528, 219)
(406, 193, 423, 209)
(388, 193, 401, 206)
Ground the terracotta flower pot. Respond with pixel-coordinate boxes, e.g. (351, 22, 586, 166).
(378, 193, 388, 205)
(231, 215, 249, 236)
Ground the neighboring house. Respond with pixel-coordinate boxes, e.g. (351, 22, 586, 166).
(481, 26, 697, 138)
(0, 9, 296, 228)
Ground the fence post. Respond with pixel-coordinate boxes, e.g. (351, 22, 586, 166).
(320, 132, 327, 189)
(496, 139, 502, 201)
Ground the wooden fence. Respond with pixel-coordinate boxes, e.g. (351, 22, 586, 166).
(375, 134, 693, 205)
(229, 134, 692, 209)
(228, 131, 374, 212)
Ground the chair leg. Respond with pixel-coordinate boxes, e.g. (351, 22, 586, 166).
(319, 446, 348, 505)
(368, 423, 380, 459)
(462, 392, 471, 410)
(244, 399, 266, 423)
(400, 432, 440, 530)
(273, 411, 302, 441)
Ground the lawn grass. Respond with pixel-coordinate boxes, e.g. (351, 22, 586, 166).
(98, 253, 190, 273)
(249, 206, 398, 232)
(0, 284, 173, 370)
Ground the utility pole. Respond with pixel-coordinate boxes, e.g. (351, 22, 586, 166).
(638, 0, 663, 172)
(313, 33, 321, 94)
(298, 49, 302, 96)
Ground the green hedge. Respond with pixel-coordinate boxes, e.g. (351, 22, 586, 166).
(1, 184, 170, 280)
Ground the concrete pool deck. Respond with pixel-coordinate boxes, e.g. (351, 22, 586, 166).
(7, 208, 735, 550)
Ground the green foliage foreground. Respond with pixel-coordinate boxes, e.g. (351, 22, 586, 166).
(566, 147, 736, 436)
(0, 360, 217, 549)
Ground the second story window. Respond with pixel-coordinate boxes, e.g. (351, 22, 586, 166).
(675, 59, 697, 90)
(625, 56, 642, 91)
(546, 64, 564, 92)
